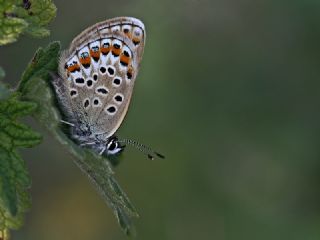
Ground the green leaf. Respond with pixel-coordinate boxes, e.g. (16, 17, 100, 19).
(0, 0, 57, 45)
(18, 42, 139, 235)
(25, 26, 50, 38)
(18, 41, 60, 94)
(0, 17, 28, 45)
(0, 93, 41, 237)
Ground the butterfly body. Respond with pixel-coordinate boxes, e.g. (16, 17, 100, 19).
(53, 17, 146, 156)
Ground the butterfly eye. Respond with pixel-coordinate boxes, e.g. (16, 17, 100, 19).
(106, 137, 124, 156)
(108, 141, 116, 151)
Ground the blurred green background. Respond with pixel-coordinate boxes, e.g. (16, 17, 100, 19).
(2, 0, 320, 239)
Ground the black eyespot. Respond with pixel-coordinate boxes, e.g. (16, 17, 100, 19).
(82, 63, 90, 69)
(107, 106, 116, 113)
(123, 50, 130, 57)
(108, 67, 114, 75)
(97, 88, 108, 94)
(84, 99, 90, 108)
(123, 28, 129, 33)
(127, 71, 132, 79)
(75, 77, 85, 84)
(93, 74, 98, 81)
(70, 90, 77, 96)
(100, 67, 106, 73)
(133, 39, 140, 45)
(120, 61, 128, 66)
(87, 80, 93, 87)
(113, 43, 120, 49)
(93, 99, 99, 105)
(114, 95, 123, 102)
(113, 78, 121, 85)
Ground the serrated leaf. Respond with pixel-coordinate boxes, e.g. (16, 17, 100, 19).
(0, 150, 18, 216)
(0, 98, 41, 151)
(0, 17, 28, 45)
(18, 42, 139, 235)
(18, 41, 60, 94)
(0, 0, 56, 45)
(25, 26, 50, 38)
(0, 93, 41, 237)
(23, 0, 56, 26)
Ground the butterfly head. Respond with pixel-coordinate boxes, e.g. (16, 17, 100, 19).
(104, 136, 165, 160)
(105, 136, 125, 156)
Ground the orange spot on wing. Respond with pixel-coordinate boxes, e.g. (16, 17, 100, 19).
(132, 37, 141, 45)
(101, 46, 111, 55)
(120, 55, 130, 66)
(80, 57, 91, 66)
(111, 46, 121, 56)
(67, 64, 80, 73)
(125, 32, 132, 39)
(90, 49, 100, 60)
(127, 66, 134, 79)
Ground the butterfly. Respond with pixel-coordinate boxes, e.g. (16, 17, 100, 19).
(52, 17, 164, 160)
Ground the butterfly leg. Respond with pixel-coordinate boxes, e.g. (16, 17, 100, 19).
(80, 141, 96, 146)
(60, 119, 75, 126)
(99, 146, 106, 155)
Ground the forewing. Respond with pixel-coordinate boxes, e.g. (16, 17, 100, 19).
(57, 17, 146, 138)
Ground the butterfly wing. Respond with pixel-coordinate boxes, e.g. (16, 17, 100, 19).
(54, 17, 146, 140)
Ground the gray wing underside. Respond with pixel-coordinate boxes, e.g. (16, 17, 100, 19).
(53, 17, 145, 139)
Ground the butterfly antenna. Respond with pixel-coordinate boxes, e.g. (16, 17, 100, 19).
(118, 139, 165, 160)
